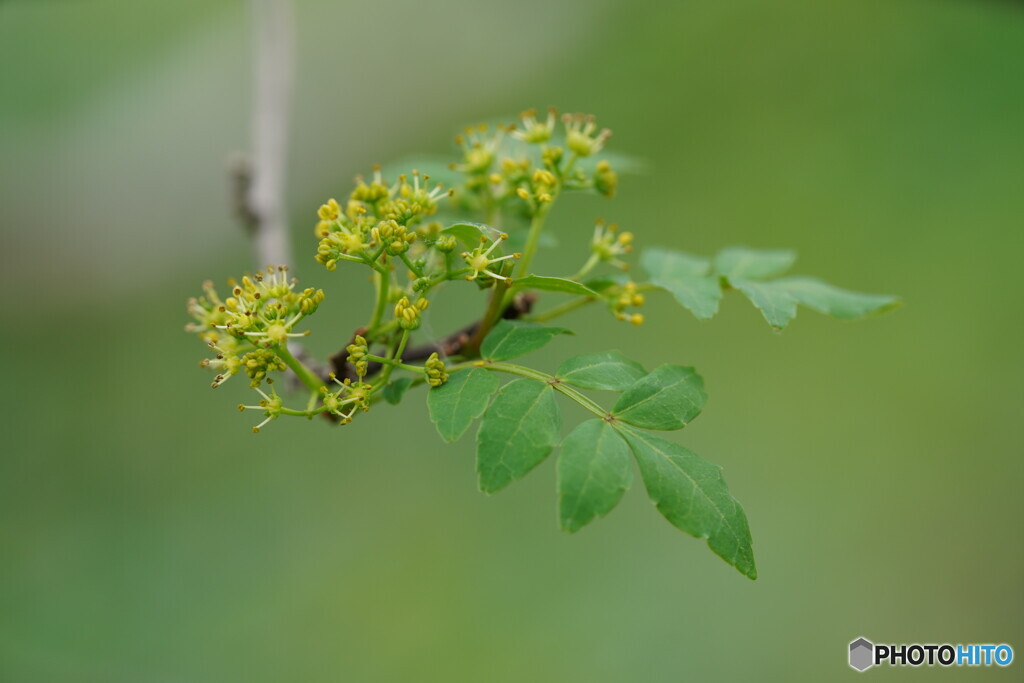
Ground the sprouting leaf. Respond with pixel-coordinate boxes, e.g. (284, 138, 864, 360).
(427, 368, 500, 442)
(731, 279, 798, 330)
(612, 365, 706, 430)
(557, 350, 647, 391)
(510, 275, 598, 297)
(713, 247, 797, 280)
(477, 379, 561, 493)
(558, 419, 633, 532)
(641, 248, 722, 320)
(480, 320, 572, 361)
(775, 277, 901, 319)
(382, 377, 414, 405)
(620, 428, 756, 579)
(441, 222, 493, 246)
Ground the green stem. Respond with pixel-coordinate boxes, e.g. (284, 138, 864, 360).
(525, 282, 661, 323)
(571, 253, 601, 281)
(376, 329, 410, 387)
(399, 252, 423, 278)
(561, 151, 579, 178)
(466, 280, 509, 357)
(512, 204, 552, 281)
(280, 404, 330, 418)
(274, 343, 324, 393)
(451, 360, 611, 420)
(526, 295, 595, 323)
(368, 263, 391, 335)
(365, 354, 423, 373)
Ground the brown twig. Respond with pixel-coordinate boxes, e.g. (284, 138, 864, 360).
(328, 292, 536, 383)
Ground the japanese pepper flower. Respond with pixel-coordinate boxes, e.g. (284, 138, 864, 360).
(563, 113, 612, 157)
(511, 107, 557, 144)
(237, 386, 284, 433)
(462, 234, 520, 282)
(320, 375, 372, 425)
(590, 219, 634, 269)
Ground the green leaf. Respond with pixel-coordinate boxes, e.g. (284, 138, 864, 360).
(477, 379, 561, 493)
(732, 278, 798, 330)
(556, 350, 647, 391)
(620, 428, 756, 579)
(510, 275, 598, 297)
(382, 377, 414, 405)
(713, 247, 797, 280)
(441, 222, 493, 246)
(612, 365, 706, 430)
(641, 248, 722, 320)
(775, 277, 901, 319)
(427, 368, 500, 443)
(480, 320, 571, 361)
(558, 420, 633, 532)
(642, 246, 710, 277)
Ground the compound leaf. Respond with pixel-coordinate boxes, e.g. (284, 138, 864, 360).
(612, 365, 706, 430)
(775, 277, 901, 319)
(510, 275, 598, 297)
(477, 379, 561, 493)
(713, 246, 797, 280)
(480, 320, 571, 361)
(732, 278, 798, 330)
(641, 248, 722, 320)
(558, 419, 632, 532)
(427, 368, 500, 442)
(382, 376, 414, 405)
(621, 428, 756, 579)
(557, 350, 647, 391)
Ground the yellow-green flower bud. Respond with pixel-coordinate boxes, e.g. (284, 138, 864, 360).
(424, 352, 449, 387)
(346, 334, 369, 378)
(394, 296, 422, 330)
(435, 235, 458, 253)
(594, 159, 618, 198)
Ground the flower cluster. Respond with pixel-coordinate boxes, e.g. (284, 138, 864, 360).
(187, 108, 648, 436)
(450, 108, 618, 220)
(186, 267, 323, 388)
(315, 168, 451, 271)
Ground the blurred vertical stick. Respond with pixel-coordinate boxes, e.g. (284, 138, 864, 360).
(233, 0, 295, 270)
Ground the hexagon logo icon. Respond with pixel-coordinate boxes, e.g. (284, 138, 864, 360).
(849, 637, 874, 671)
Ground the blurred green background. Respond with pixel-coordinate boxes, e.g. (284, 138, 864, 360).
(2, 0, 1022, 680)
